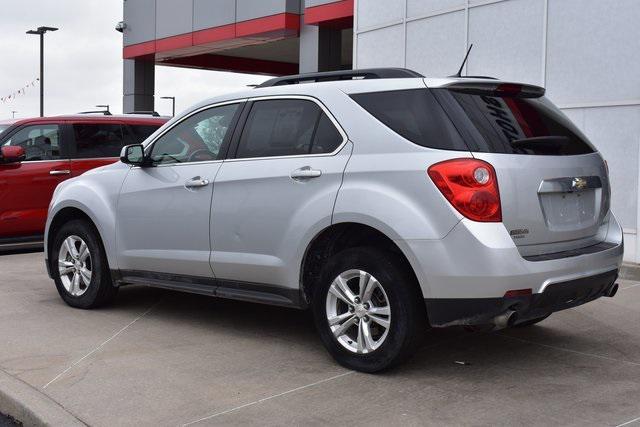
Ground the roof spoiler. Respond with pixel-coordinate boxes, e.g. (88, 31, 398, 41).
(444, 81, 545, 98)
(257, 68, 424, 88)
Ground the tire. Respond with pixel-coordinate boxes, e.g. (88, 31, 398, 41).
(50, 219, 118, 309)
(312, 246, 427, 373)
(514, 314, 550, 328)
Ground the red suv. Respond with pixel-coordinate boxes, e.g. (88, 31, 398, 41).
(0, 114, 168, 249)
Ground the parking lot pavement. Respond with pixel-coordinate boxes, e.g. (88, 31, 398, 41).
(0, 251, 639, 427)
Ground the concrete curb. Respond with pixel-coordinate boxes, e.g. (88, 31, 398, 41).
(621, 263, 640, 282)
(0, 369, 86, 427)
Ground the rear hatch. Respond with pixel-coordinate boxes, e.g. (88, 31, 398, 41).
(432, 81, 611, 257)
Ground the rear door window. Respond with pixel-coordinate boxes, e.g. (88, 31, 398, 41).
(436, 90, 596, 155)
(2, 124, 62, 160)
(235, 99, 343, 159)
(72, 123, 125, 158)
(350, 89, 468, 151)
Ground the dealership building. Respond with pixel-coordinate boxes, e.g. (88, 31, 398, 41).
(121, 0, 640, 264)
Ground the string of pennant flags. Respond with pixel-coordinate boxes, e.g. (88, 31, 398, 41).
(1, 78, 39, 104)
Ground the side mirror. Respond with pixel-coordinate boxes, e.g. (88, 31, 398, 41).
(120, 144, 146, 166)
(0, 146, 26, 164)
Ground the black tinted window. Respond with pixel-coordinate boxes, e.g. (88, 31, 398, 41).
(311, 114, 342, 154)
(350, 89, 468, 151)
(440, 90, 595, 155)
(127, 124, 161, 144)
(236, 99, 341, 159)
(73, 124, 124, 158)
(3, 124, 61, 161)
(150, 104, 239, 165)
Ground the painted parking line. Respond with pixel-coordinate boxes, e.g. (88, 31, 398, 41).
(183, 332, 468, 425)
(42, 300, 161, 390)
(616, 415, 640, 427)
(182, 371, 355, 426)
(497, 333, 640, 368)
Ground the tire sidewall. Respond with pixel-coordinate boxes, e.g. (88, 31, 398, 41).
(51, 220, 108, 309)
(312, 247, 423, 372)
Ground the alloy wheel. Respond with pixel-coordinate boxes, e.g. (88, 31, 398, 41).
(58, 235, 92, 297)
(325, 269, 391, 354)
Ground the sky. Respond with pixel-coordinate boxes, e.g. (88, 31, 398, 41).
(0, 0, 270, 119)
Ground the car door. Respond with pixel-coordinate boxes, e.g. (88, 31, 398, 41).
(69, 121, 127, 177)
(211, 96, 351, 292)
(116, 102, 243, 279)
(0, 123, 71, 240)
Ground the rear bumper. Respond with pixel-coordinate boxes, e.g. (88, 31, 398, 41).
(424, 269, 619, 326)
(398, 213, 624, 327)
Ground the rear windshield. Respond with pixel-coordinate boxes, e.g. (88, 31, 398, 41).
(350, 89, 469, 151)
(435, 89, 596, 155)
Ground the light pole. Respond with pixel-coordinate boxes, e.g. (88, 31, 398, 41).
(11, 111, 17, 119)
(161, 96, 175, 117)
(26, 26, 58, 117)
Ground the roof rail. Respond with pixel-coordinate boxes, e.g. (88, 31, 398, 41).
(127, 111, 161, 117)
(78, 110, 112, 116)
(256, 68, 424, 88)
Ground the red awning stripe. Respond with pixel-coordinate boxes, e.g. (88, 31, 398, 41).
(304, 0, 354, 26)
(123, 13, 300, 59)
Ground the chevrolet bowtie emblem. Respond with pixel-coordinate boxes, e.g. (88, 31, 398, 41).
(572, 177, 588, 190)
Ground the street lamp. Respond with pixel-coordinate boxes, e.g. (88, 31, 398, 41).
(26, 26, 58, 117)
(161, 96, 175, 117)
(11, 111, 17, 119)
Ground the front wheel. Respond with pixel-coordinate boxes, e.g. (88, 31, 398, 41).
(312, 247, 427, 373)
(51, 219, 118, 309)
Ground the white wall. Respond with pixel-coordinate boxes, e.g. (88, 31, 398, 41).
(354, 0, 640, 263)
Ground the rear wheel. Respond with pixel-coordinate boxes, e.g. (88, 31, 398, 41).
(51, 219, 117, 309)
(312, 247, 426, 372)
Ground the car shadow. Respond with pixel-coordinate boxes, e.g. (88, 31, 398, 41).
(108, 284, 595, 375)
(0, 247, 43, 256)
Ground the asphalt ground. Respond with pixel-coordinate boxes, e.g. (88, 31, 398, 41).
(1, 250, 639, 426)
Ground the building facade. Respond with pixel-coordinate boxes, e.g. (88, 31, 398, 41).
(122, 0, 640, 263)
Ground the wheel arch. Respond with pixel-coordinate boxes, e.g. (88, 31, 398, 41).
(46, 202, 116, 277)
(299, 222, 427, 305)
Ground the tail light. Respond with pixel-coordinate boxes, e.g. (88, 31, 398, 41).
(428, 158, 502, 222)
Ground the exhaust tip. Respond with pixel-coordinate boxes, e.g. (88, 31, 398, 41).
(494, 310, 518, 330)
(605, 283, 619, 298)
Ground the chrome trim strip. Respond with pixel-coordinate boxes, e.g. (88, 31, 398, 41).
(538, 176, 602, 194)
(225, 94, 349, 162)
(139, 95, 349, 166)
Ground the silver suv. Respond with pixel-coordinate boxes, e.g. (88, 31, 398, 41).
(45, 69, 623, 372)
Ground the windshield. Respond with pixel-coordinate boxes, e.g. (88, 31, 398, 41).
(435, 89, 596, 156)
(0, 125, 10, 135)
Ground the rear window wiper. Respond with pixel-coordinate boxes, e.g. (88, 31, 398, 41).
(510, 136, 570, 148)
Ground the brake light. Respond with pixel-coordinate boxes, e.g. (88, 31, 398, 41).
(428, 158, 502, 222)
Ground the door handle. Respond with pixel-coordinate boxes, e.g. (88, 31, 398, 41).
(290, 166, 322, 180)
(185, 177, 210, 188)
(49, 170, 71, 176)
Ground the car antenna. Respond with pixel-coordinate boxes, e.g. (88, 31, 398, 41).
(452, 44, 473, 78)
